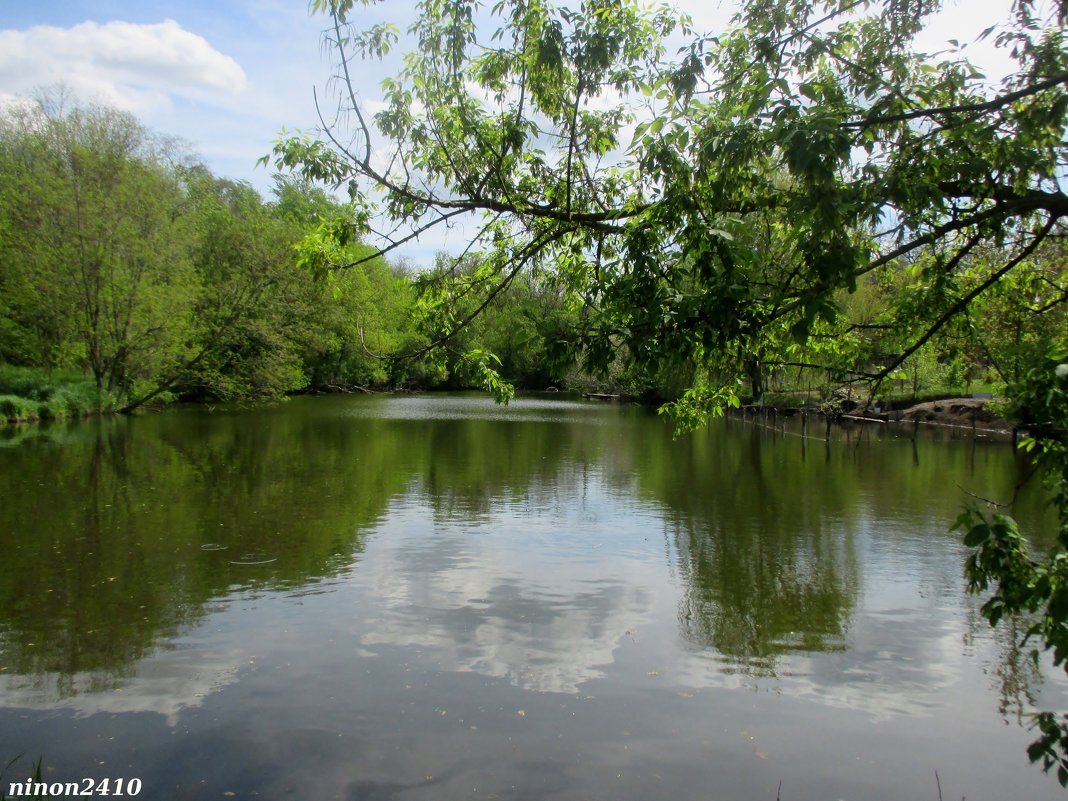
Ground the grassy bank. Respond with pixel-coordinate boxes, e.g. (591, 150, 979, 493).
(0, 366, 119, 424)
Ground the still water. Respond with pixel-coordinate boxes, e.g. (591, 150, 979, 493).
(0, 394, 1064, 800)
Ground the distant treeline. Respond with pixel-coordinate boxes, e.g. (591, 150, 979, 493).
(0, 95, 580, 418)
(1, 94, 1066, 423)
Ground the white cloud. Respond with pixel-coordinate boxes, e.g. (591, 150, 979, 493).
(0, 19, 246, 113)
(0, 643, 243, 726)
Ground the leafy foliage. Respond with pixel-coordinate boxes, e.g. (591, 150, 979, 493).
(958, 344, 1068, 781)
(269, 0, 1067, 413)
(0, 99, 197, 396)
(0, 95, 425, 411)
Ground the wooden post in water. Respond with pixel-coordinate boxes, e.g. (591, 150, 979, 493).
(825, 414, 832, 442)
(912, 418, 920, 441)
(801, 410, 808, 437)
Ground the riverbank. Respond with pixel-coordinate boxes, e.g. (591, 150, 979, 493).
(0, 367, 120, 425)
(0, 366, 1019, 440)
(894, 397, 1012, 431)
(730, 395, 1018, 440)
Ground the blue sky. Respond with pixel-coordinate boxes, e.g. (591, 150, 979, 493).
(0, 0, 1022, 264)
(0, 1, 358, 193)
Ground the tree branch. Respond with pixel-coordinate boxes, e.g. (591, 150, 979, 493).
(871, 217, 1057, 387)
(843, 73, 1068, 129)
(397, 229, 567, 362)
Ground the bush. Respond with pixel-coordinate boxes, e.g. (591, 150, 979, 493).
(0, 394, 37, 422)
(0, 366, 116, 423)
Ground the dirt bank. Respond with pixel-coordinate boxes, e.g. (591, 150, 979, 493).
(891, 397, 1013, 432)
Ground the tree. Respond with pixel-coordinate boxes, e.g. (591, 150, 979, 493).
(0, 98, 197, 396)
(271, 0, 1065, 400)
(267, 0, 1067, 776)
(271, 174, 428, 390)
(964, 238, 1068, 387)
(164, 167, 312, 404)
(0, 95, 399, 411)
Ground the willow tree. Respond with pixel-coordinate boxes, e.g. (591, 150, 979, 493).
(267, 0, 1068, 776)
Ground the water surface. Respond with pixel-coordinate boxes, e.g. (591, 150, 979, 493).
(0, 394, 1063, 800)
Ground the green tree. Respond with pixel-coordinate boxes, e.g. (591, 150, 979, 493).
(0, 95, 404, 412)
(158, 167, 311, 405)
(273, 175, 426, 389)
(964, 239, 1068, 387)
(272, 0, 1065, 405)
(0, 98, 197, 396)
(269, 0, 1068, 779)
(406, 253, 575, 390)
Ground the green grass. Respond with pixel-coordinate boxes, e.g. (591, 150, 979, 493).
(0, 365, 119, 424)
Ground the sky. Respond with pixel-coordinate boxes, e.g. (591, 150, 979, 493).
(0, 0, 1024, 264)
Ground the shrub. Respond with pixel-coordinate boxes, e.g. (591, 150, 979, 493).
(0, 394, 37, 422)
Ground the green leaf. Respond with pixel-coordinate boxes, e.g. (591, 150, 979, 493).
(963, 524, 991, 547)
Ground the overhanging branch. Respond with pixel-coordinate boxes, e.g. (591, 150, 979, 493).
(842, 73, 1068, 129)
(870, 216, 1057, 388)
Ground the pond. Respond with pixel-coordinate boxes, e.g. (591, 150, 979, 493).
(0, 394, 1064, 800)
